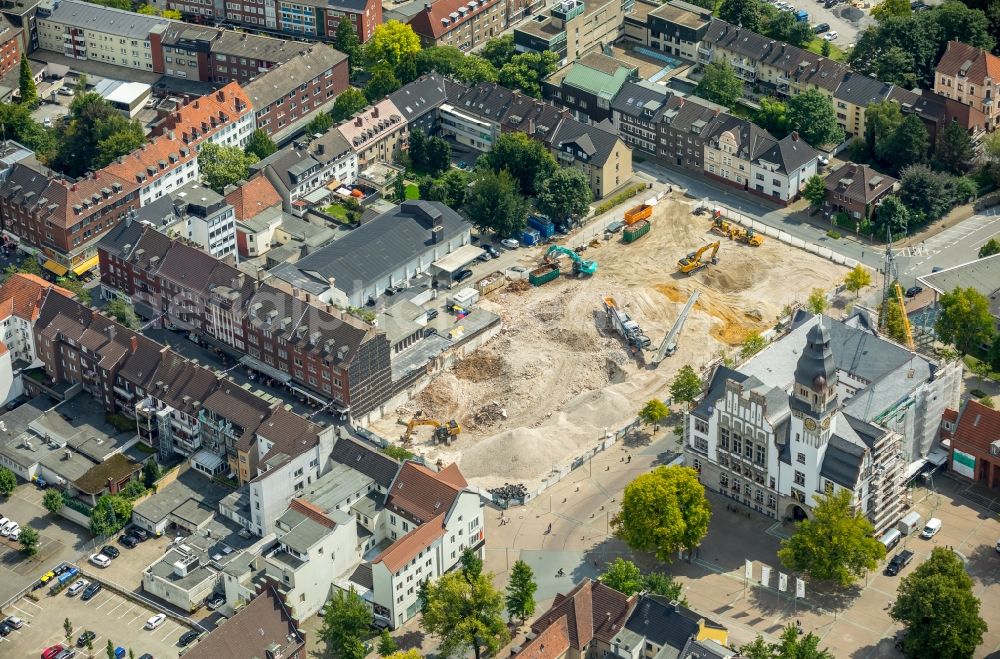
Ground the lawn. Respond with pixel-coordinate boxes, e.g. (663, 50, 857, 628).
(805, 38, 847, 62)
(405, 183, 420, 200)
(325, 204, 348, 221)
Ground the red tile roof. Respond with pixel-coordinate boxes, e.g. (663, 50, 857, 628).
(0, 273, 74, 322)
(952, 399, 1000, 454)
(373, 512, 446, 573)
(943, 408, 958, 423)
(226, 176, 282, 221)
(409, 0, 504, 40)
(289, 498, 337, 529)
(516, 615, 570, 659)
(937, 41, 1000, 84)
(531, 580, 635, 649)
(155, 82, 252, 146)
(40, 170, 137, 229)
(386, 461, 465, 524)
(101, 133, 197, 190)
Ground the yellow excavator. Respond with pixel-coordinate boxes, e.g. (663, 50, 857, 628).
(711, 216, 734, 237)
(731, 226, 764, 246)
(678, 241, 720, 274)
(400, 415, 461, 444)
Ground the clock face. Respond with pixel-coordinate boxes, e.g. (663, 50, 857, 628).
(822, 417, 831, 429)
(804, 418, 817, 431)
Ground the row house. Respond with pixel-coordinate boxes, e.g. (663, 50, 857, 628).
(0, 14, 20, 78)
(336, 98, 408, 167)
(97, 222, 393, 421)
(1, 0, 39, 55)
(513, 0, 630, 63)
(934, 40, 1000, 131)
(409, 0, 507, 51)
(628, 0, 711, 62)
(243, 42, 349, 141)
(251, 129, 357, 213)
(151, 83, 254, 150)
(542, 52, 638, 124)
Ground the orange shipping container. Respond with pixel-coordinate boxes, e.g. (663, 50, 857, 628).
(624, 204, 652, 225)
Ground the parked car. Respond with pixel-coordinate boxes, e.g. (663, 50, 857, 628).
(53, 563, 70, 576)
(179, 630, 201, 646)
(454, 269, 474, 282)
(0, 516, 9, 529)
(114, 648, 125, 659)
(76, 631, 96, 648)
(905, 286, 923, 298)
(500, 238, 519, 249)
(483, 245, 499, 258)
(9, 525, 20, 541)
(425, 308, 439, 321)
(42, 117, 52, 128)
(885, 550, 914, 576)
(100, 545, 120, 559)
(0, 519, 16, 535)
(89, 553, 111, 568)
(126, 526, 148, 541)
(813, 22, 830, 33)
(476, 252, 492, 263)
(823, 30, 838, 41)
(5, 615, 23, 629)
(605, 221, 625, 234)
(921, 517, 942, 538)
(206, 596, 225, 610)
(66, 579, 88, 597)
(145, 614, 166, 630)
(81, 582, 102, 601)
(931, 266, 943, 272)
(55, 648, 77, 659)
(119, 535, 138, 549)
(138, 655, 154, 659)
(57, 87, 74, 96)
(42, 645, 65, 659)
(0, 622, 11, 636)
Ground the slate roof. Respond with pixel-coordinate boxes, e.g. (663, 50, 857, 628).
(820, 428, 866, 488)
(834, 71, 895, 109)
(618, 595, 727, 659)
(157, 23, 304, 65)
(706, 115, 775, 160)
(755, 132, 817, 174)
(331, 436, 400, 489)
(388, 73, 450, 121)
(824, 163, 897, 205)
(550, 118, 622, 166)
(936, 40, 1000, 84)
(611, 80, 671, 120)
(244, 43, 346, 111)
(181, 586, 303, 659)
(531, 579, 634, 649)
(44, 0, 174, 39)
(692, 365, 748, 420)
(279, 200, 470, 295)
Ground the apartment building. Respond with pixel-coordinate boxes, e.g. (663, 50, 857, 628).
(514, 0, 631, 63)
(101, 136, 199, 207)
(934, 40, 1000, 131)
(632, 0, 710, 61)
(251, 130, 357, 212)
(550, 117, 631, 199)
(685, 311, 962, 534)
(823, 162, 897, 222)
(36, 0, 165, 72)
(703, 116, 768, 190)
(749, 132, 818, 201)
(336, 98, 408, 166)
(543, 52, 638, 124)
(324, 0, 381, 43)
(151, 83, 255, 150)
(1, 0, 40, 55)
(409, 0, 506, 51)
(0, 14, 20, 78)
(243, 42, 349, 140)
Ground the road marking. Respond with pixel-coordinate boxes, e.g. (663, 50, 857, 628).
(107, 601, 128, 616)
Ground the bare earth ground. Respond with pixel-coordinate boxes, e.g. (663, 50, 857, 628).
(370, 195, 847, 489)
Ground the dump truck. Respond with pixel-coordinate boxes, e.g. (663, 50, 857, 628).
(623, 219, 651, 243)
(678, 241, 720, 274)
(624, 203, 653, 225)
(603, 297, 651, 355)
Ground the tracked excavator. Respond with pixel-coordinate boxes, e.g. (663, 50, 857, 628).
(678, 241, 720, 274)
(400, 414, 461, 444)
(544, 245, 597, 275)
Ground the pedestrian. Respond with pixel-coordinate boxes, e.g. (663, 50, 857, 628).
(627, 455, 631, 463)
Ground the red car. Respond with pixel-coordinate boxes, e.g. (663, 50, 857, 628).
(41, 645, 64, 659)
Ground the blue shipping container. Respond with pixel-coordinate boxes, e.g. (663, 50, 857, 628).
(528, 215, 555, 238)
(521, 229, 540, 246)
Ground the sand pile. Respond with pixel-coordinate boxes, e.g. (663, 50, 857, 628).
(454, 353, 504, 382)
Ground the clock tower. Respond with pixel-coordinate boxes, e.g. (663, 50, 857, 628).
(792, 322, 838, 448)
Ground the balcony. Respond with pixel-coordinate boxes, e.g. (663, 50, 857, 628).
(697, 46, 713, 64)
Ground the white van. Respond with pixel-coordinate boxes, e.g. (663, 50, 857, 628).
(879, 528, 902, 551)
(66, 579, 88, 596)
(898, 511, 922, 536)
(921, 518, 942, 539)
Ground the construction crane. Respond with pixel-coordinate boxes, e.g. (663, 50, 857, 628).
(603, 297, 651, 357)
(893, 282, 916, 351)
(653, 290, 700, 365)
(400, 415, 461, 444)
(678, 242, 720, 274)
(545, 245, 597, 275)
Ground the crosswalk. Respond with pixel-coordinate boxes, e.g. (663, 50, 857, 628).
(901, 214, 999, 274)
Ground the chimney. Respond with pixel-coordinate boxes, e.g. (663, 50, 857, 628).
(130, 336, 138, 352)
(71, 183, 77, 191)
(355, 117, 363, 127)
(94, 170, 100, 180)
(791, 131, 799, 141)
(431, 226, 443, 244)
(327, 277, 336, 290)
(373, 106, 379, 118)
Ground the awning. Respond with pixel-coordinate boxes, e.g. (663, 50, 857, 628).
(239, 355, 292, 384)
(72, 255, 99, 275)
(431, 244, 485, 274)
(43, 260, 68, 276)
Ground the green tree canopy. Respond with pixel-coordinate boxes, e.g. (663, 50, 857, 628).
(806, 288, 829, 315)
(935, 120, 973, 174)
(421, 551, 509, 659)
(766, 10, 814, 47)
(197, 142, 258, 193)
(43, 488, 64, 515)
(0, 102, 54, 157)
(740, 331, 766, 360)
(498, 51, 559, 98)
(891, 547, 987, 659)
(844, 264, 873, 297)
(480, 35, 515, 70)
(416, 46, 467, 76)
(935, 286, 994, 354)
(719, 0, 766, 31)
(52, 93, 146, 176)
(318, 588, 372, 659)
(142, 460, 160, 488)
(504, 559, 537, 623)
(19, 525, 39, 556)
(365, 66, 402, 103)
(455, 56, 499, 85)
(865, 99, 905, 163)
(334, 17, 362, 70)
(880, 283, 911, 346)
(245, 129, 277, 160)
(465, 169, 529, 238)
(694, 60, 743, 108)
(638, 398, 670, 431)
(378, 629, 398, 657)
(332, 87, 368, 122)
(18, 55, 37, 108)
(755, 97, 789, 136)
(777, 489, 886, 586)
(741, 625, 834, 658)
(871, 0, 910, 20)
(786, 90, 844, 147)
(669, 365, 702, 408)
(304, 112, 333, 137)
(801, 175, 827, 207)
(599, 557, 644, 595)
(0, 467, 15, 496)
(535, 167, 592, 222)
(886, 114, 929, 175)
(484, 132, 557, 197)
(612, 465, 712, 561)
(873, 195, 910, 239)
(365, 20, 421, 80)
(90, 494, 132, 536)
(105, 298, 140, 329)
(979, 238, 1000, 258)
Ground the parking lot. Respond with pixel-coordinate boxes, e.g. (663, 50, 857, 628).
(2, 576, 197, 658)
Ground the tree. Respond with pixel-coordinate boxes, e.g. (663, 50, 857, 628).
(638, 399, 670, 431)
(120, 479, 147, 500)
(481, 35, 516, 70)
(89, 494, 132, 537)
(484, 132, 557, 197)
(43, 488, 64, 515)
(245, 129, 277, 160)
(891, 547, 987, 658)
(872, 0, 910, 20)
(773, 625, 835, 658)
(980, 238, 1000, 258)
(334, 17, 361, 70)
(612, 465, 711, 562)
(0, 466, 15, 496)
(19, 526, 39, 556)
(806, 288, 828, 315)
(378, 629, 398, 656)
(365, 21, 421, 80)
(94, 122, 146, 169)
(106, 640, 115, 659)
(778, 489, 885, 586)
(767, 10, 814, 47)
(319, 588, 372, 659)
(52, 93, 147, 176)
(866, 99, 904, 163)
(86, 635, 94, 659)
(599, 557, 644, 595)
(416, 46, 467, 76)
(880, 283, 910, 346)
(137, 3, 156, 13)
(740, 331, 766, 359)
(498, 51, 560, 98)
(669, 365, 702, 408)
(643, 572, 685, 604)
(755, 97, 789, 136)
(162, 8, 181, 18)
(873, 195, 910, 239)
(694, 61, 743, 108)
(504, 559, 537, 624)
(64, 617, 74, 646)
(384, 652, 423, 659)
(801, 175, 826, 207)
(198, 142, 258, 193)
(935, 120, 973, 174)
(305, 112, 333, 137)
(455, 56, 499, 85)
(844, 264, 873, 297)
(820, 39, 831, 57)
(393, 172, 406, 203)
(59, 277, 91, 306)
(719, 0, 765, 31)
(421, 551, 509, 659)
(0, 102, 54, 157)
(365, 66, 401, 103)
(740, 636, 773, 659)
(332, 88, 368, 121)
(18, 55, 37, 108)
(936, 287, 995, 355)
(409, 131, 450, 176)
(535, 167, 592, 222)
(886, 114, 929, 174)
(787, 90, 844, 147)
(142, 459, 160, 488)
(105, 298, 140, 329)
